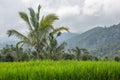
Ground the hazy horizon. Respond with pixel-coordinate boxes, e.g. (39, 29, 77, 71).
(0, 0, 120, 42)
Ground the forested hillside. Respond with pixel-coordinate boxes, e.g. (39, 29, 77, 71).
(67, 23, 120, 57)
(1, 23, 120, 57)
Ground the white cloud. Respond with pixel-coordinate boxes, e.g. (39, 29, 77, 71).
(83, 0, 103, 15)
(0, 0, 120, 42)
(82, 0, 120, 19)
(103, 0, 120, 18)
(22, 0, 81, 18)
(21, 0, 48, 8)
(82, 0, 103, 15)
(44, 5, 80, 18)
(56, 5, 80, 17)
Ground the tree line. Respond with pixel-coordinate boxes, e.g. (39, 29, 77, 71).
(0, 44, 98, 61)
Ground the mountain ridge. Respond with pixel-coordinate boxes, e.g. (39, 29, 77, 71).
(66, 23, 120, 57)
(1, 23, 120, 57)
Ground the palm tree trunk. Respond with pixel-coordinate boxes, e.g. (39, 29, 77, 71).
(36, 48, 40, 60)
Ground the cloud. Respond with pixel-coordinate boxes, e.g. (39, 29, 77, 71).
(21, 0, 81, 18)
(0, 0, 120, 42)
(0, 0, 27, 42)
(82, 0, 103, 15)
(56, 5, 80, 17)
(103, 0, 120, 18)
(82, 0, 120, 19)
(44, 5, 80, 18)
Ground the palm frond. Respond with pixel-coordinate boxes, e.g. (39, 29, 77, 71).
(56, 42, 67, 52)
(16, 41, 24, 48)
(44, 14, 59, 25)
(40, 14, 58, 30)
(51, 27, 69, 35)
(19, 12, 33, 32)
(29, 8, 36, 19)
(19, 12, 29, 23)
(27, 32, 37, 44)
(29, 8, 38, 29)
(7, 29, 29, 40)
(37, 5, 41, 20)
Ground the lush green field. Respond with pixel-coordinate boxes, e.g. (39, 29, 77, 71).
(0, 60, 120, 80)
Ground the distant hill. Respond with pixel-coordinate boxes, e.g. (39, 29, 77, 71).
(0, 32, 78, 49)
(1, 23, 120, 57)
(66, 23, 120, 57)
(57, 32, 79, 43)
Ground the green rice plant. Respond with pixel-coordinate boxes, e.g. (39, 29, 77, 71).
(0, 60, 120, 80)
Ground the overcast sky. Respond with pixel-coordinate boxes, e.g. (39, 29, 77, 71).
(0, 0, 120, 42)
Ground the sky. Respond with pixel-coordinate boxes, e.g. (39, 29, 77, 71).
(0, 0, 120, 42)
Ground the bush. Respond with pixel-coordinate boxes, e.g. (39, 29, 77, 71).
(63, 53, 75, 60)
(114, 55, 120, 61)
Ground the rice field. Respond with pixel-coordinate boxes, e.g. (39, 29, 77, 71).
(0, 60, 120, 80)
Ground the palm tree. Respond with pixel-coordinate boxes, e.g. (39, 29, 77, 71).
(44, 32, 67, 60)
(72, 47, 89, 60)
(7, 5, 68, 60)
(72, 47, 81, 60)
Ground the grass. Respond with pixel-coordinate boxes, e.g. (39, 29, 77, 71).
(0, 60, 120, 80)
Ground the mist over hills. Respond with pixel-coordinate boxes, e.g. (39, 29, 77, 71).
(57, 32, 79, 43)
(1, 23, 120, 57)
(0, 32, 78, 49)
(66, 23, 120, 57)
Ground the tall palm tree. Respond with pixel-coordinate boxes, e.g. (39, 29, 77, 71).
(7, 5, 68, 60)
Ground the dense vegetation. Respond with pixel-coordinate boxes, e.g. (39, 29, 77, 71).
(0, 60, 120, 80)
(0, 45, 98, 61)
(0, 5, 100, 62)
(0, 5, 120, 61)
(67, 24, 120, 57)
(7, 5, 68, 60)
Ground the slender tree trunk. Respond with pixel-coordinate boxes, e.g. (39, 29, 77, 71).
(36, 48, 40, 60)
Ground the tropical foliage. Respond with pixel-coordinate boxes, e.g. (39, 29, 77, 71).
(0, 45, 30, 61)
(7, 5, 68, 60)
(0, 5, 119, 62)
